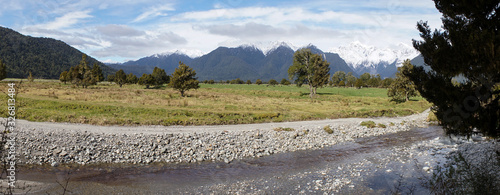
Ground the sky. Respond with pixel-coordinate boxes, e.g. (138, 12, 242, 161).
(0, 0, 443, 63)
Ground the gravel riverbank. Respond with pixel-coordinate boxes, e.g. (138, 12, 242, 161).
(11, 110, 430, 166)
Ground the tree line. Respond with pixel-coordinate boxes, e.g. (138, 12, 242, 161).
(59, 57, 199, 97)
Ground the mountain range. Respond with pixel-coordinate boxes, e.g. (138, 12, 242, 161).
(110, 42, 419, 81)
(0, 26, 420, 81)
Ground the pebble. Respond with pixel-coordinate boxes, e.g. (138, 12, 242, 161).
(13, 116, 428, 165)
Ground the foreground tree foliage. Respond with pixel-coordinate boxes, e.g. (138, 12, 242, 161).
(169, 61, 199, 97)
(408, 0, 500, 137)
(288, 48, 330, 98)
(388, 60, 418, 102)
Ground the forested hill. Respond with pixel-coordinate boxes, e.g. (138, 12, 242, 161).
(0, 26, 115, 79)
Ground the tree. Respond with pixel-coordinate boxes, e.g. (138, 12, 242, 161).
(354, 79, 363, 89)
(338, 80, 346, 87)
(367, 74, 381, 87)
(388, 60, 418, 102)
(107, 75, 115, 83)
(59, 71, 69, 84)
(381, 78, 394, 88)
(91, 63, 104, 83)
(407, 0, 500, 137)
(169, 61, 199, 97)
(138, 74, 154, 89)
(151, 67, 169, 87)
(246, 80, 252, 85)
(331, 71, 346, 87)
(288, 48, 330, 98)
(280, 78, 291, 85)
(114, 69, 127, 88)
(256, 79, 263, 85)
(0, 59, 6, 81)
(67, 54, 92, 87)
(126, 73, 138, 84)
(268, 79, 278, 86)
(359, 73, 371, 87)
(230, 78, 244, 84)
(27, 71, 34, 82)
(346, 72, 357, 87)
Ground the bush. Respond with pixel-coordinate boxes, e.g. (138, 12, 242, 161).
(378, 123, 387, 128)
(323, 125, 334, 134)
(360, 120, 377, 128)
(423, 148, 500, 194)
(274, 127, 295, 132)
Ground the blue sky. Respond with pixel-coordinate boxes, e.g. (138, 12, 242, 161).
(0, 0, 442, 63)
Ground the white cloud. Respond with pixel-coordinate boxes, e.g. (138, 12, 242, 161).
(31, 10, 93, 30)
(132, 4, 175, 23)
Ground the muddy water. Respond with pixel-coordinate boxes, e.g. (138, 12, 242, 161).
(19, 126, 444, 194)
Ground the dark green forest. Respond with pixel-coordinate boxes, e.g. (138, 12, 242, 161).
(0, 26, 115, 79)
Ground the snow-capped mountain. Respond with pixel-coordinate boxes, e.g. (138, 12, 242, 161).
(329, 41, 419, 77)
(218, 40, 297, 56)
(152, 49, 205, 58)
(329, 41, 419, 69)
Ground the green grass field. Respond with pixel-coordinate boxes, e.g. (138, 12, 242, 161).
(0, 80, 431, 126)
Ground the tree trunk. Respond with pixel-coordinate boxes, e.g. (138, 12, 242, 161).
(309, 84, 314, 98)
(181, 90, 185, 97)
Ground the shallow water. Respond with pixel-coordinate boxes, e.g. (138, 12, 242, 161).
(19, 125, 446, 194)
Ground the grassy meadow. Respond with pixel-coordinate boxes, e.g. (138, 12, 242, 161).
(0, 80, 431, 126)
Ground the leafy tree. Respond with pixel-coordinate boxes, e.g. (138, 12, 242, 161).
(331, 71, 346, 87)
(388, 60, 418, 102)
(138, 74, 154, 89)
(288, 48, 330, 98)
(354, 79, 363, 89)
(114, 69, 127, 88)
(0, 59, 6, 81)
(151, 67, 169, 87)
(91, 63, 104, 83)
(407, 0, 500, 137)
(169, 61, 199, 97)
(256, 79, 263, 85)
(280, 78, 291, 85)
(208, 80, 215, 84)
(359, 73, 371, 87)
(67, 54, 92, 87)
(381, 77, 394, 88)
(367, 74, 381, 87)
(338, 80, 346, 87)
(268, 79, 278, 86)
(107, 74, 115, 82)
(230, 78, 244, 84)
(346, 72, 357, 87)
(59, 71, 69, 84)
(126, 73, 138, 84)
(246, 80, 252, 85)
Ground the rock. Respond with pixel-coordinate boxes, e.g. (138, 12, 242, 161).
(51, 161, 59, 167)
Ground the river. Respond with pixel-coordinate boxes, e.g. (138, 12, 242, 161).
(18, 125, 450, 194)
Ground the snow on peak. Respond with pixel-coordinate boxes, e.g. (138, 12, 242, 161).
(263, 41, 296, 55)
(329, 42, 419, 69)
(153, 49, 205, 58)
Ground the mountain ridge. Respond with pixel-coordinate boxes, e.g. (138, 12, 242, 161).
(0, 26, 115, 79)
